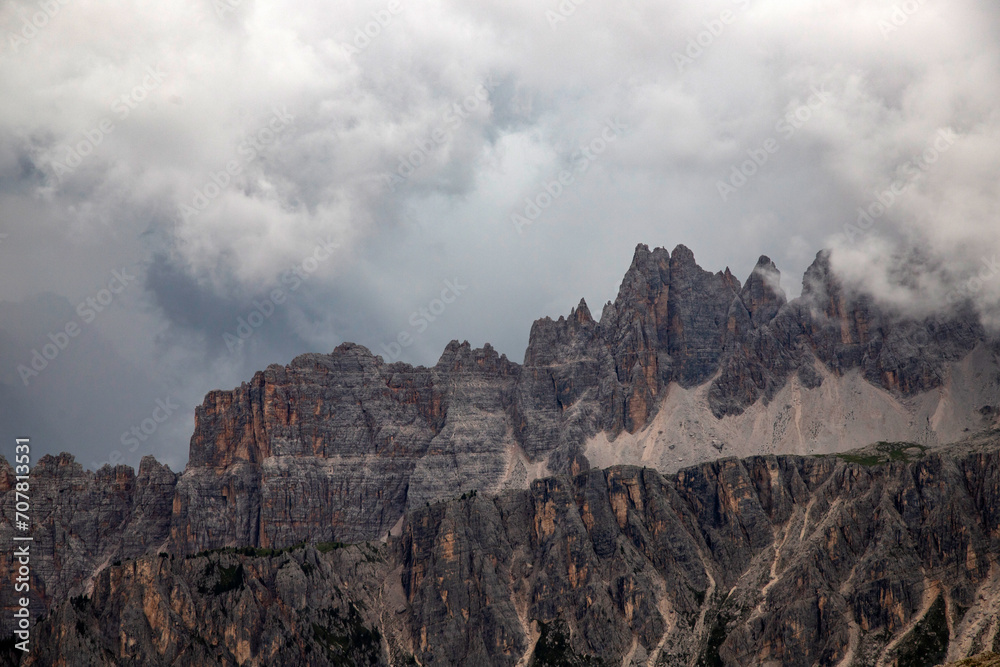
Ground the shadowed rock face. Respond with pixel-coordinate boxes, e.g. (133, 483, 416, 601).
(0, 454, 176, 637)
(21, 543, 392, 667)
(592, 244, 741, 431)
(23, 434, 1000, 667)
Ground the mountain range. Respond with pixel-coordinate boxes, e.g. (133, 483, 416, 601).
(3, 243, 1000, 666)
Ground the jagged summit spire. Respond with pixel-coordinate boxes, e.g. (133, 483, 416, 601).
(740, 255, 786, 327)
(671, 243, 697, 265)
(168, 238, 992, 570)
(802, 249, 836, 300)
(570, 298, 594, 324)
(721, 266, 741, 291)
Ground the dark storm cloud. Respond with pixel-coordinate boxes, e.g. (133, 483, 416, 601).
(0, 294, 192, 472)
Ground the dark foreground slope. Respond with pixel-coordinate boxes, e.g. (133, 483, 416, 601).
(15, 431, 1000, 667)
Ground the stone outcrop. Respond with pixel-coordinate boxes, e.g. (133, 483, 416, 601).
(0, 454, 175, 637)
(169, 341, 534, 555)
(20, 543, 390, 667)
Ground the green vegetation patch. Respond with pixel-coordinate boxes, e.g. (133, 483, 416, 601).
(837, 441, 929, 467)
(530, 620, 606, 666)
(311, 604, 382, 666)
(698, 608, 734, 667)
(198, 561, 245, 595)
(837, 453, 884, 466)
(212, 563, 245, 595)
(190, 542, 307, 559)
(894, 593, 949, 667)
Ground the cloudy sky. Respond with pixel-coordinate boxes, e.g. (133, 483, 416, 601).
(1, 0, 998, 472)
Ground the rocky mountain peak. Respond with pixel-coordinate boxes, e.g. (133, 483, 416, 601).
(670, 243, 697, 267)
(436, 340, 513, 374)
(740, 255, 787, 327)
(612, 244, 670, 307)
(570, 297, 593, 325)
(721, 266, 742, 292)
(801, 249, 837, 305)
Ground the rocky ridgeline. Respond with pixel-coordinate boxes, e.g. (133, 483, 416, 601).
(169, 243, 991, 555)
(1, 242, 998, 663)
(15, 434, 1000, 666)
(0, 454, 176, 637)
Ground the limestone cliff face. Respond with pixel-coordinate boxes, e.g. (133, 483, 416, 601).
(710, 249, 987, 418)
(590, 244, 741, 432)
(172, 343, 442, 554)
(21, 543, 390, 667)
(799, 250, 986, 395)
(23, 433, 1000, 667)
(170, 340, 560, 556)
(0, 454, 175, 637)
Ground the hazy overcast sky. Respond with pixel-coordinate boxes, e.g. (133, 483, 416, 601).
(1, 0, 999, 471)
